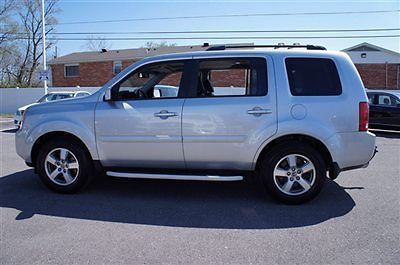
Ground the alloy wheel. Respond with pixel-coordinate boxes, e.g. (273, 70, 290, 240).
(44, 148, 80, 186)
(273, 154, 316, 196)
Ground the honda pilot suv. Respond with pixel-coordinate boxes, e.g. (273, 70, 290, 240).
(15, 45, 376, 204)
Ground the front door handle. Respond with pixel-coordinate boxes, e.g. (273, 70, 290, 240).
(247, 107, 272, 116)
(154, 110, 178, 119)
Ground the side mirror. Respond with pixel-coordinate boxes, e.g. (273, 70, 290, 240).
(104, 89, 112, 101)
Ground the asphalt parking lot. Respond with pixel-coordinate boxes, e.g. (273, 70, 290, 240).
(1, 125, 399, 265)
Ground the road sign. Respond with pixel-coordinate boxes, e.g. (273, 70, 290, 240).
(38, 70, 50, 81)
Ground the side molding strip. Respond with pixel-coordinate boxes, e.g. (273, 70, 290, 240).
(106, 171, 243, 181)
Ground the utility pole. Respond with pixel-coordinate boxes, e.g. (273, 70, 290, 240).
(41, 0, 48, 94)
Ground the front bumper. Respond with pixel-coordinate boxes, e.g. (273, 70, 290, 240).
(15, 128, 31, 163)
(13, 114, 21, 127)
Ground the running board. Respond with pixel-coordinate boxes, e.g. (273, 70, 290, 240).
(106, 171, 243, 181)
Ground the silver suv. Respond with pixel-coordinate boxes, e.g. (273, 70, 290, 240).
(15, 45, 376, 204)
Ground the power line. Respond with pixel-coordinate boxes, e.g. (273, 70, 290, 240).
(58, 10, 400, 25)
(4, 28, 400, 35)
(4, 34, 400, 41)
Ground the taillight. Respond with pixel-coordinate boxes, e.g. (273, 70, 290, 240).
(359, 102, 369, 131)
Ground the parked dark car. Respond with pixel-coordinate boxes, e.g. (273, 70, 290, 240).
(366, 90, 400, 130)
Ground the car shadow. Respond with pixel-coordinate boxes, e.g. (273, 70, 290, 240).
(0, 169, 356, 229)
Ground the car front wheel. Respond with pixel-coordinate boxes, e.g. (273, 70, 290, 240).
(36, 137, 93, 193)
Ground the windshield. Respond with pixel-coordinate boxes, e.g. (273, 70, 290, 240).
(37, 93, 74, 103)
(37, 94, 54, 103)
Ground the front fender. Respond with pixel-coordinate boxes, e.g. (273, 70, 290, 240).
(21, 119, 98, 163)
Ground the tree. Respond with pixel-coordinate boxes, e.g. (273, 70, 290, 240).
(15, 0, 59, 87)
(0, 0, 19, 86)
(84, 35, 112, 51)
(142, 41, 177, 49)
(0, 0, 18, 45)
(0, 0, 59, 87)
(0, 44, 17, 87)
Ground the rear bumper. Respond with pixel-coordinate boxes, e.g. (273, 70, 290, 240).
(329, 146, 377, 179)
(325, 131, 376, 171)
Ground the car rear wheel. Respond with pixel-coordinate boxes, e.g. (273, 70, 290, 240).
(36, 137, 93, 193)
(259, 141, 326, 204)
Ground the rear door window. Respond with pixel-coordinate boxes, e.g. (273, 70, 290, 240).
(376, 94, 400, 106)
(192, 58, 267, 97)
(285, 58, 342, 96)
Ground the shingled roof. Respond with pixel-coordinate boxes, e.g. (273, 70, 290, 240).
(49, 45, 210, 65)
(48, 43, 256, 65)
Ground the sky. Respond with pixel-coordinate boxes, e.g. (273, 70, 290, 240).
(52, 0, 400, 56)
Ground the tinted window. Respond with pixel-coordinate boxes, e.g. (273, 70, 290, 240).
(376, 94, 400, 106)
(195, 58, 267, 97)
(367, 93, 375, 104)
(285, 58, 342, 96)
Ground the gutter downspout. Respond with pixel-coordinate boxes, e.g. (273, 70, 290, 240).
(385, 62, 388, 89)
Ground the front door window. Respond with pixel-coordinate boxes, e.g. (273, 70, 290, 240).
(115, 61, 184, 100)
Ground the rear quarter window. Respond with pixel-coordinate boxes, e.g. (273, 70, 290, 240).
(285, 58, 342, 96)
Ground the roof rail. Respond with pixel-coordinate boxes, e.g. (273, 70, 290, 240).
(206, 44, 327, 51)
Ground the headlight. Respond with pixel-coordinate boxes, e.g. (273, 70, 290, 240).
(19, 110, 27, 129)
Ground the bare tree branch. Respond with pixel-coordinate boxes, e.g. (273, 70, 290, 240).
(1, 0, 59, 87)
(83, 35, 112, 51)
(0, 0, 18, 45)
(142, 41, 177, 49)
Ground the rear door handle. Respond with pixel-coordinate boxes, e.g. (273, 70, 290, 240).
(247, 107, 272, 116)
(154, 110, 178, 119)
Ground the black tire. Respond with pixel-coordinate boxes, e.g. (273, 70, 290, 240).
(259, 141, 326, 204)
(36, 137, 94, 193)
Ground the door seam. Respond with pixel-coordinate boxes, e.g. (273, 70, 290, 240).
(181, 98, 188, 169)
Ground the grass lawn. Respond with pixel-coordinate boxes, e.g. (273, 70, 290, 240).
(0, 113, 14, 118)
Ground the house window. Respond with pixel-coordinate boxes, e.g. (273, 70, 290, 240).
(113, 61, 122, 74)
(64, 64, 79, 77)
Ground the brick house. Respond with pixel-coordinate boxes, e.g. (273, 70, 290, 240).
(49, 42, 400, 89)
(342, 42, 400, 89)
(48, 45, 210, 87)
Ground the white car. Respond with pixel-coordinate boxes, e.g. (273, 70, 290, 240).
(14, 91, 91, 127)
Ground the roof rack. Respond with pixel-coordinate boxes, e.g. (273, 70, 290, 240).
(206, 44, 327, 51)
